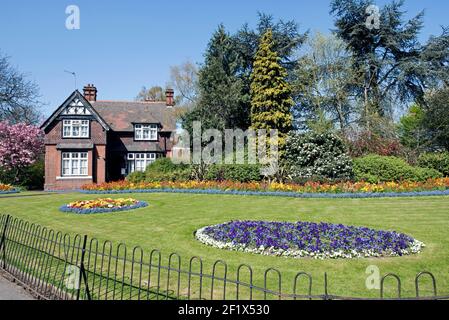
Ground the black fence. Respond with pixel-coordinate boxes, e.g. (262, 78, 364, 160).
(0, 214, 448, 300)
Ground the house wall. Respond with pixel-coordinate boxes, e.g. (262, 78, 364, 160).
(44, 119, 107, 190)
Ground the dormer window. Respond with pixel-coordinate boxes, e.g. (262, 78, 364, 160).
(63, 120, 89, 138)
(134, 124, 157, 141)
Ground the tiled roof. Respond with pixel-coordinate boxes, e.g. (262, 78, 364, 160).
(90, 101, 176, 132)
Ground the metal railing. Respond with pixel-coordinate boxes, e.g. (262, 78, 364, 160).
(0, 214, 447, 300)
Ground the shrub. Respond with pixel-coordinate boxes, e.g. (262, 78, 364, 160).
(354, 155, 442, 183)
(418, 152, 449, 177)
(126, 158, 191, 183)
(126, 171, 146, 183)
(285, 132, 353, 182)
(19, 158, 45, 190)
(0, 158, 44, 190)
(205, 164, 261, 182)
(343, 129, 405, 158)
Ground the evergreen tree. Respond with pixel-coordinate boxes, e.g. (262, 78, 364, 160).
(250, 29, 293, 153)
(181, 25, 246, 133)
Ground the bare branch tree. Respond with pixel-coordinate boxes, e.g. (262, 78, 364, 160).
(169, 60, 199, 108)
(0, 52, 42, 124)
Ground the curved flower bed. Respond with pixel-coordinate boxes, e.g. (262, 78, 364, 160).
(80, 178, 449, 199)
(0, 183, 19, 195)
(60, 198, 148, 214)
(195, 221, 425, 259)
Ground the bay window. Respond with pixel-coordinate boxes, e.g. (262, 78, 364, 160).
(127, 153, 156, 173)
(62, 152, 88, 176)
(63, 120, 89, 138)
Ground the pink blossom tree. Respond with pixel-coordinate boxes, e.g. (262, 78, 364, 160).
(0, 121, 44, 182)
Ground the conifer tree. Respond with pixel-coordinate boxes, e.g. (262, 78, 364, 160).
(250, 29, 293, 154)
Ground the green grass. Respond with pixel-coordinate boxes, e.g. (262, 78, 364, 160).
(1, 192, 449, 299)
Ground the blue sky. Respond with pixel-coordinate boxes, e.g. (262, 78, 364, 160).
(1, 0, 448, 117)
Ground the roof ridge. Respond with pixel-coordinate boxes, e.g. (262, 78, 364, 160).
(93, 100, 166, 104)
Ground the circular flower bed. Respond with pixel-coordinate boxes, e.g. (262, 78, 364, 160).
(60, 198, 148, 214)
(195, 221, 425, 259)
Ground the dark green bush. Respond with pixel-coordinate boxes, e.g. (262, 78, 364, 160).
(205, 164, 261, 182)
(0, 158, 45, 190)
(20, 159, 45, 190)
(354, 155, 442, 183)
(418, 152, 449, 177)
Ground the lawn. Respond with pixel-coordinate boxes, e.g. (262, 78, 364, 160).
(1, 191, 448, 299)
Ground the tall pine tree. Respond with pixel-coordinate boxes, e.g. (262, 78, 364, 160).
(250, 29, 293, 154)
(181, 25, 246, 133)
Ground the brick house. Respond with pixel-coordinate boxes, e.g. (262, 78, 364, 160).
(41, 84, 176, 190)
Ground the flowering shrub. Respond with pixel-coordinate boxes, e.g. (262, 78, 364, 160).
(0, 122, 44, 171)
(0, 183, 18, 194)
(60, 198, 148, 214)
(195, 221, 424, 259)
(285, 132, 354, 181)
(81, 178, 449, 198)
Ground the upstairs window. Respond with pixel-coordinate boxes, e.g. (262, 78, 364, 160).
(63, 120, 89, 138)
(134, 124, 158, 141)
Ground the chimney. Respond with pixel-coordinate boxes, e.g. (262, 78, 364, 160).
(165, 88, 174, 107)
(83, 84, 97, 102)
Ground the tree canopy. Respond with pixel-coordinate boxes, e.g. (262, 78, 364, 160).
(0, 52, 42, 124)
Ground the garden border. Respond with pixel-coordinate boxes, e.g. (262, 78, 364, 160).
(59, 200, 148, 214)
(0, 189, 20, 195)
(78, 188, 449, 199)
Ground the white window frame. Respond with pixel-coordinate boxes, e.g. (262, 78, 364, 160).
(134, 124, 158, 141)
(127, 153, 157, 173)
(63, 120, 90, 138)
(61, 152, 89, 176)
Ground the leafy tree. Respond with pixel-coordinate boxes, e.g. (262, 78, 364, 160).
(330, 0, 449, 130)
(250, 29, 293, 153)
(0, 121, 44, 183)
(398, 104, 427, 151)
(421, 87, 449, 151)
(135, 85, 166, 101)
(0, 52, 42, 124)
(292, 32, 356, 130)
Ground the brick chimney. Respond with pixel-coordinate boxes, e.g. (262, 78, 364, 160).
(83, 84, 97, 102)
(165, 88, 174, 107)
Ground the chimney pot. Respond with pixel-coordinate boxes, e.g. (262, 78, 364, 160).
(83, 84, 97, 102)
(165, 88, 174, 107)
